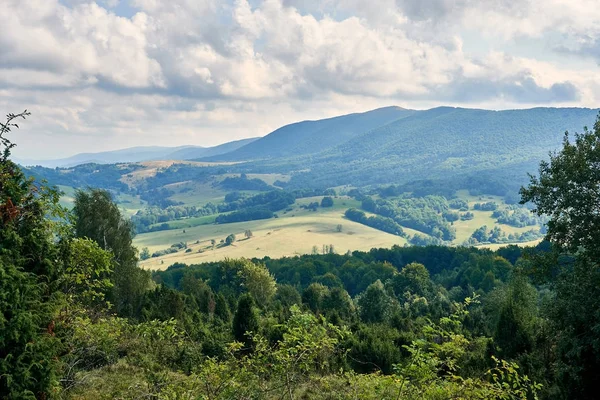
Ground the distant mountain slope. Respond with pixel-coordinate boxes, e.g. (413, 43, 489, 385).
(207, 106, 415, 161)
(15, 146, 195, 168)
(253, 107, 599, 190)
(164, 137, 259, 160)
(17, 137, 259, 168)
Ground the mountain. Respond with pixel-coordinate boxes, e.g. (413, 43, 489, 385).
(16, 137, 259, 168)
(164, 137, 259, 160)
(206, 106, 415, 161)
(215, 107, 598, 192)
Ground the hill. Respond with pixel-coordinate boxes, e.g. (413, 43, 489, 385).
(206, 106, 415, 161)
(165, 137, 258, 160)
(244, 107, 599, 191)
(16, 137, 259, 168)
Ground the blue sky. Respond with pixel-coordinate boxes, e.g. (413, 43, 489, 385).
(3, 0, 600, 159)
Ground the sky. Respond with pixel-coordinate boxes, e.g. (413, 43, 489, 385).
(3, 0, 600, 159)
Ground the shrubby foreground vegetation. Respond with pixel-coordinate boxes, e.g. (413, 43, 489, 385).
(3, 112, 600, 399)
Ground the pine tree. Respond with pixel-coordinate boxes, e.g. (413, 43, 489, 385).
(233, 294, 259, 349)
(0, 111, 63, 398)
(214, 293, 232, 323)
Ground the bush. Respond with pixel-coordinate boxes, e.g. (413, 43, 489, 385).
(321, 196, 334, 207)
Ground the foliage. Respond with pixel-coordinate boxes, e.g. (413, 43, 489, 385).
(0, 111, 64, 398)
(474, 201, 498, 211)
(225, 233, 236, 245)
(218, 190, 294, 213)
(345, 208, 405, 236)
(521, 115, 600, 258)
(220, 174, 272, 191)
(321, 196, 334, 207)
(232, 294, 260, 348)
(520, 114, 600, 398)
(73, 188, 150, 317)
(215, 206, 273, 223)
(64, 238, 113, 313)
(237, 259, 277, 308)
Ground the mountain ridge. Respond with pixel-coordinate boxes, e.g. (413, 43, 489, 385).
(16, 138, 259, 168)
(203, 106, 415, 161)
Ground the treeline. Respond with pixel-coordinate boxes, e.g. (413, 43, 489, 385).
(144, 245, 549, 397)
(220, 174, 272, 191)
(132, 203, 218, 233)
(218, 190, 295, 213)
(493, 206, 546, 227)
(361, 195, 456, 241)
(344, 208, 405, 236)
(139, 163, 215, 190)
(466, 225, 543, 245)
(215, 207, 274, 224)
(139, 187, 183, 208)
(214, 190, 337, 225)
(24, 163, 134, 192)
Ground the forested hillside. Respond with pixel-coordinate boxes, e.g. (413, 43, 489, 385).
(207, 106, 415, 160)
(267, 107, 599, 190)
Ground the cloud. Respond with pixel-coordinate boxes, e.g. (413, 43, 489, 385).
(1, 1, 164, 89)
(1, 0, 599, 158)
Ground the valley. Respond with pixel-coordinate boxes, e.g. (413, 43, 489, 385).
(25, 105, 581, 271)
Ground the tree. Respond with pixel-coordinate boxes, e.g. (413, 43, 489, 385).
(393, 262, 433, 298)
(73, 188, 150, 317)
(322, 287, 355, 321)
(321, 196, 334, 207)
(521, 116, 600, 259)
(302, 283, 329, 314)
(140, 247, 151, 260)
(214, 293, 232, 323)
(520, 115, 600, 398)
(357, 280, 395, 324)
(493, 274, 537, 358)
(0, 111, 62, 397)
(237, 260, 277, 308)
(64, 238, 113, 313)
(471, 225, 489, 243)
(225, 234, 236, 246)
(181, 273, 215, 315)
(274, 284, 302, 309)
(233, 294, 260, 349)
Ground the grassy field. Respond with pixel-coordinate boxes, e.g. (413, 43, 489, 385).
(120, 160, 239, 187)
(167, 181, 230, 206)
(59, 165, 543, 269)
(115, 193, 146, 217)
(136, 197, 407, 269)
(450, 190, 541, 244)
(451, 210, 539, 244)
